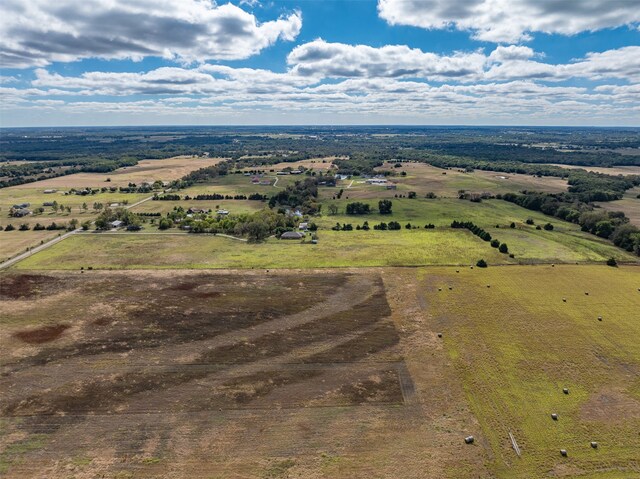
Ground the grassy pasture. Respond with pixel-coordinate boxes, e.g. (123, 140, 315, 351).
(0, 230, 61, 261)
(9, 156, 227, 189)
(130, 199, 265, 215)
(595, 187, 640, 227)
(319, 198, 637, 264)
(13, 229, 508, 269)
(417, 264, 640, 478)
(368, 162, 568, 198)
(547, 164, 640, 176)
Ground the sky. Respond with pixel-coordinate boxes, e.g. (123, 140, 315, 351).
(1, 0, 640, 127)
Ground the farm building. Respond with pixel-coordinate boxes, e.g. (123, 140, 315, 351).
(10, 208, 31, 217)
(42, 202, 54, 207)
(43, 189, 57, 194)
(188, 207, 206, 214)
(12, 202, 30, 209)
(216, 209, 229, 215)
(280, 231, 305, 240)
(386, 183, 397, 190)
(299, 222, 308, 230)
(110, 220, 124, 228)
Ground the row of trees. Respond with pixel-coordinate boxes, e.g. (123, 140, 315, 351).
(451, 220, 509, 253)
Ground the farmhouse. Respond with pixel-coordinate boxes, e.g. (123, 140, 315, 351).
(280, 231, 305, 240)
(290, 169, 303, 175)
(299, 222, 308, 230)
(110, 220, 124, 228)
(188, 207, 206, 214)
(216, 209, 229, 215)
(109, 203, 120, 208)
(366, 178, 388, 186)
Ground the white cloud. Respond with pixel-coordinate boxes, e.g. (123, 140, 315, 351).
(287, 41, 640, 83)
(287, 40, 488, 81)
(378, 0, 640, 42)
(0, 0, 302, 68)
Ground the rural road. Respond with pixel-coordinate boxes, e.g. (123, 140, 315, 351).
(346, 180, 354, 188)
(0, 192, 158, 270)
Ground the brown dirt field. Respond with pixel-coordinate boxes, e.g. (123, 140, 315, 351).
(0, 268, 485, 478)
(11, 156, 227, 189)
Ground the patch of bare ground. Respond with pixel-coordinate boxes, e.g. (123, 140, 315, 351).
(581, 389, 640, 422)
(2, 269, 460, 478)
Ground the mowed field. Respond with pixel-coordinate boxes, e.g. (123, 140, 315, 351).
(595, 187, 640, 227)
(9, 156, 227, 189)
(1, 265, 638, 478)
(355, 162, 570, 199)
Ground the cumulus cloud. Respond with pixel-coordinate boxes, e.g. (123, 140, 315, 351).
(378, 0, 640, 42)
(287, 41, 640, 83)
(0, 0, 302, 68)
(287, 40, 488, 81)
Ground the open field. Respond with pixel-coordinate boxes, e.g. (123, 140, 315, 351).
(595, 187, 640, 227)
(416, 264, 640, 478)
(243, 157, 343, 172)
(364, 163, 569, 198)
(1, 265, 638, 478)
(10, 156, 227, 189)
(0, 230, 61, 261)
(0, 269, 483, 478)
(130, 198, 265, 215)
(547, 164, 640, 176)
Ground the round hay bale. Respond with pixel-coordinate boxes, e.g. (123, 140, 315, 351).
(551, 413, 558, 420)
(563, 388, 569, 394)
(456, 270, 460, 273)
(464, 436, 474, 444)
(437, 333, 443, 338)
(562, 298, 567, 302)
(585, 292, 589, 295)
(560, 449, 568, 457)
(552, 264, 555, 267)
(487, 284, 490, 288)
(591, 442, 598, 449)
(448, 287, 453, 290)
(438, 288, 442, 291)
(598, 316, 602, 321)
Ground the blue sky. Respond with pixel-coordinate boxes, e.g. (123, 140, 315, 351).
(1, 0, 639, 127)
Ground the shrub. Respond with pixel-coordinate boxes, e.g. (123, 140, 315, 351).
(606, 257, 617, 267)
(510, 222, 516, 228)
(543, 223, 554, 231)
(499, 243, 509, 253)
(526, 218, 535, 225)
(19, 223, 30, 231)
(476, 259, 488, 268)
(490, 239, 500, 248)
(5, 224, 15, 231)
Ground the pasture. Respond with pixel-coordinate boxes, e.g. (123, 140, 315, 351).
(1, 265, 638, 478)
(9, 156, 226, 189)
(415, 264, 640, 478)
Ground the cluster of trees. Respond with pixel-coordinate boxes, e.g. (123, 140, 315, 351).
(94, 208, 141, 230)
(451, 220, 510, 254)
(501, 192, 640, 255)
(374, 221, 402, 230)
(345, 202, 371, 215)
(153, 194, 181, 201)
(179, 208, 299, 242)
(2, 221, 72, 232)
(268, 177, 325, 214)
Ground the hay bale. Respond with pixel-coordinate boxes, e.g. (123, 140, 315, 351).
(456, 270, 460, 273)
(487, 284, 491, 288)
(464, 436, 474, 444)
(598, 316, 602, 321)
(585, 292, 589, 295)
(560, 449, 568, 457)
(448, 286, 453, 290)
(591, 442, 598, 449)
(563, 388, 569, 394)
(551, 413, 558, 420)
(437, 333, 443, 338)
(438, 287, 442, 291)
(562, 298, 567, 302)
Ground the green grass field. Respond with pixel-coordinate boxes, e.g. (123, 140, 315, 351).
(418, 264, 640, 478)
(14, 229, 509, 269)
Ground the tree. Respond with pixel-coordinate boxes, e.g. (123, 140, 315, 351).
(378, 199, 392, 215)
(510, 222, 516, 228)
(158, 218, 172, 230)
(5, 224, 15, 231)
(19, 223, 30, 231)
(543, 223, 554, 231)
(476, 259, 488, 268)
(408, 191, 417, 199)
(491, 239, 500, 248)
(346, 202, 371, 215)
(82, 202, 88, 212)
(606, 257, 617, 267)
(327, 203, 338, 215)
(499, 243, 509, 253)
